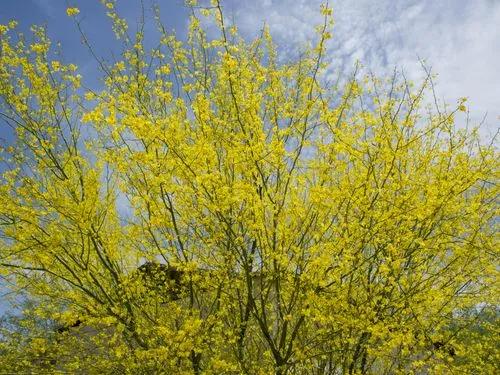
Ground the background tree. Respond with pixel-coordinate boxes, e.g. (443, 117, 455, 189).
(0, 1, 498, 373)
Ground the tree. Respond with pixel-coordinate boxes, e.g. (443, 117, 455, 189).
(0, 1, 498, 373)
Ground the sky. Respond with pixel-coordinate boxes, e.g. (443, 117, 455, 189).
(224, 0, 500, 135)
(0, 0, 498, 313)
(0, 0, 498, 129)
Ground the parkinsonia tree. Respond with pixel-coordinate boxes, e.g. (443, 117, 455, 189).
(0, 1, 498, 374)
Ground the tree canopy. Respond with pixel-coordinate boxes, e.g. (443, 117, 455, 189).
(0, 1, 498, 374)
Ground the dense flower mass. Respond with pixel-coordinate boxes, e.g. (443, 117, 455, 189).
(0, 1, 498, 374)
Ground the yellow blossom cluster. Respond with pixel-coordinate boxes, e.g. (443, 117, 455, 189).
(0, 1, 498, 374)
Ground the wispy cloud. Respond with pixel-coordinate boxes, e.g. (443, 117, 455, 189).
(223, 0, 500, 131)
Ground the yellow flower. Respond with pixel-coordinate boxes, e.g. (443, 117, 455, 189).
(66, 7, 80, 16)
(51, 60, 61, 71)
(84, 91, 96, 101)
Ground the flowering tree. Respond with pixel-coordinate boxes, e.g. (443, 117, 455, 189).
(0, 1, 498, 373)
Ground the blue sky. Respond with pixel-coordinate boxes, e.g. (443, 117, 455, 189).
(229, 0, 499, 135)
(0, 0, 498, 314)
(0, 0, 190, 89)
(1, 0, 499, 130)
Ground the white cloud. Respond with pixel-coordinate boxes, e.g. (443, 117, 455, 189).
(223, 0, 500, 132)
